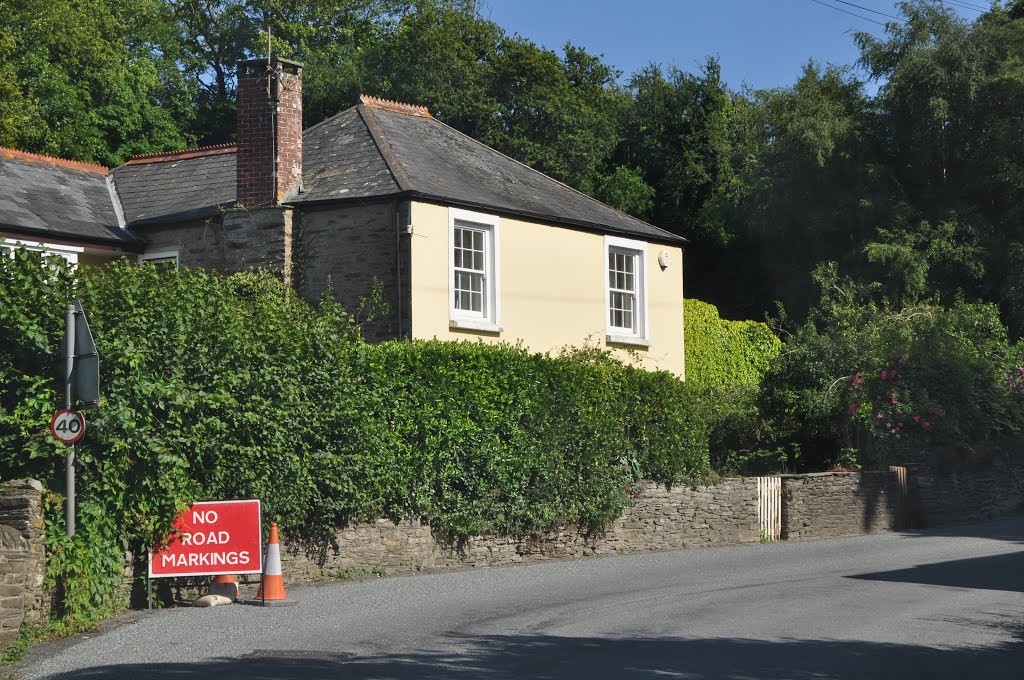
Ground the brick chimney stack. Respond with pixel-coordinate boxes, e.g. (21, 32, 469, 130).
(236, 56, 303, 207)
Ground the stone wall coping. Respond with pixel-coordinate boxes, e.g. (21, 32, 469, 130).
(0, 480, 42, 491)
(778, 471, 890, 479)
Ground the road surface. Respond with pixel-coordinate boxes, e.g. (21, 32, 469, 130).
(16, 517, 1024, 679)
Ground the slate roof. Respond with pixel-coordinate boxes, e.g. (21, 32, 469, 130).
(112, 145, 237, 225)
(295, 99, 686, 245)
(0, 148, 138, 247)
(301, 108, 400, 200)
(3, 97, 684, 246)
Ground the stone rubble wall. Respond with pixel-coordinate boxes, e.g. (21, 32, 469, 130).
(0, 480, 46, 646)
(904, 442, 1024, 527)
(780, 471, 899, 540)
(281, 478, 760, 582)
(5, 441, 1024, 645)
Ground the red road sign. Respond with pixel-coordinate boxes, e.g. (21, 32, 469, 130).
(50, 409, 85, 444)
(149, 500, 262, 578)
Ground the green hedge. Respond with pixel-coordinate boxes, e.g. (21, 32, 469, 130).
(683, 299, 780, 389)
(682, 300, 781, 472)
(0, 251, 708, 625)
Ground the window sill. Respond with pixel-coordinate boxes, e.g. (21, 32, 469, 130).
(450, 318, 503, 334)
(606, 334, 651, 348)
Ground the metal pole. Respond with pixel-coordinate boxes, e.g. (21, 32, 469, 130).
(64, 304, 76, 538)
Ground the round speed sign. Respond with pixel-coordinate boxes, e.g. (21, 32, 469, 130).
(50, 409, 85, 444)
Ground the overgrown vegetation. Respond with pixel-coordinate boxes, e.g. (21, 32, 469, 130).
(0, 252, 709, 628)
(683, 274, 1024, 475)
(683, 299, 780, 474)
(759, 263, 1024, 471)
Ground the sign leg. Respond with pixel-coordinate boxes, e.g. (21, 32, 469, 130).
(64, 303, 76, 538)
(65, 444, 75, 537)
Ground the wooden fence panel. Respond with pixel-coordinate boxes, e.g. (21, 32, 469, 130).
(757, 476, 781, 541)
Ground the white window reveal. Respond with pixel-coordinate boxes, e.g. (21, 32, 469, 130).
(449, 208, 501, 332)
(138, 250, 179, 270)
(1, 238, 83, 265)
(605, 235, 650, 346)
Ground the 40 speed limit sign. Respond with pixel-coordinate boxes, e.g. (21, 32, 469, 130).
(50, 409, 85, 445)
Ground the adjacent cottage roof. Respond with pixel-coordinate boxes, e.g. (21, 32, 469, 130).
(2, 97, 685, 246)
(0, 148, 138, 247)
(113, 145, 236, 225)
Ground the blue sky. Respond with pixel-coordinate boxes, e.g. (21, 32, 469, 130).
(485, 0, 988, 90)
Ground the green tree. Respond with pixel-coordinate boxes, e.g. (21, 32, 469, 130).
(0, 0, 194, 165)
(723, 62, 879, 319)
(619, 58, 737, 245)
(856, 0, 1024, 333)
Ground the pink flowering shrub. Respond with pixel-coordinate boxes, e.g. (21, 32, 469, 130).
(849, 358, 941, 456)
(761, 264, 1024, 469)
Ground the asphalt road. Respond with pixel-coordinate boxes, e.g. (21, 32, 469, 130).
(16, 517, 1024, 679)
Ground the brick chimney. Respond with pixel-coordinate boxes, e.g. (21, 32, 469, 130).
(236, 56, 303, 207)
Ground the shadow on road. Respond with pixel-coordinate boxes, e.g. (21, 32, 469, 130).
(896, 516, 1024, 544)
(849, 550, 1024, 593)
(45, 633, 1024, 679)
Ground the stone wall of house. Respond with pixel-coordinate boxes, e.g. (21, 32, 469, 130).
(280, 478, 759, 582)
(780, 472, 900, 540)
(139, 217, 227, 271)
(0, 481, 46, 646)
(298, 200, 411, 341)
(222, 206, 294, 283)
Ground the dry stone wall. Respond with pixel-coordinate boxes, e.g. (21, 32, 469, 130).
(0, 480, 46, 646)
(906, 441, 1024, 527)
(281, 478, 759, 582)
(5, 449, 1024, 640)
(780, 472, 899, 540)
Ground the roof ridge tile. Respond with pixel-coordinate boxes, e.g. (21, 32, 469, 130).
(0, 146, 108, 175)
(125, 143, 237, 165)
(359, 95, 431, 118)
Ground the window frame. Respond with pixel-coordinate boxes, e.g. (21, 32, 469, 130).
(138, 250, 179, 269)
(1, 238, 83, 264)
(448, 208, 501, 332)
(604, 235, 650, 346)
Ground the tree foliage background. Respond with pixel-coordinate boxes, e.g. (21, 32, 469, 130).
(3, 0, 1021, 334)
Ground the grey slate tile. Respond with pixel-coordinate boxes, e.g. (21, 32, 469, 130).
(0, 154, 136, 245)
(112, 152, 236, 225)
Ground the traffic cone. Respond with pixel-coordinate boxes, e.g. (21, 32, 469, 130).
(254, 522, 288, 603)
(209, 574, 239, 601)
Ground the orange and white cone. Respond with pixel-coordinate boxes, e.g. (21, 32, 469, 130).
(209, 574, 239, 601)
(254, 522, 287, 602)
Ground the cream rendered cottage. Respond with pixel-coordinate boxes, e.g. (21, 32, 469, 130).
(0, 57, 688, 376)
